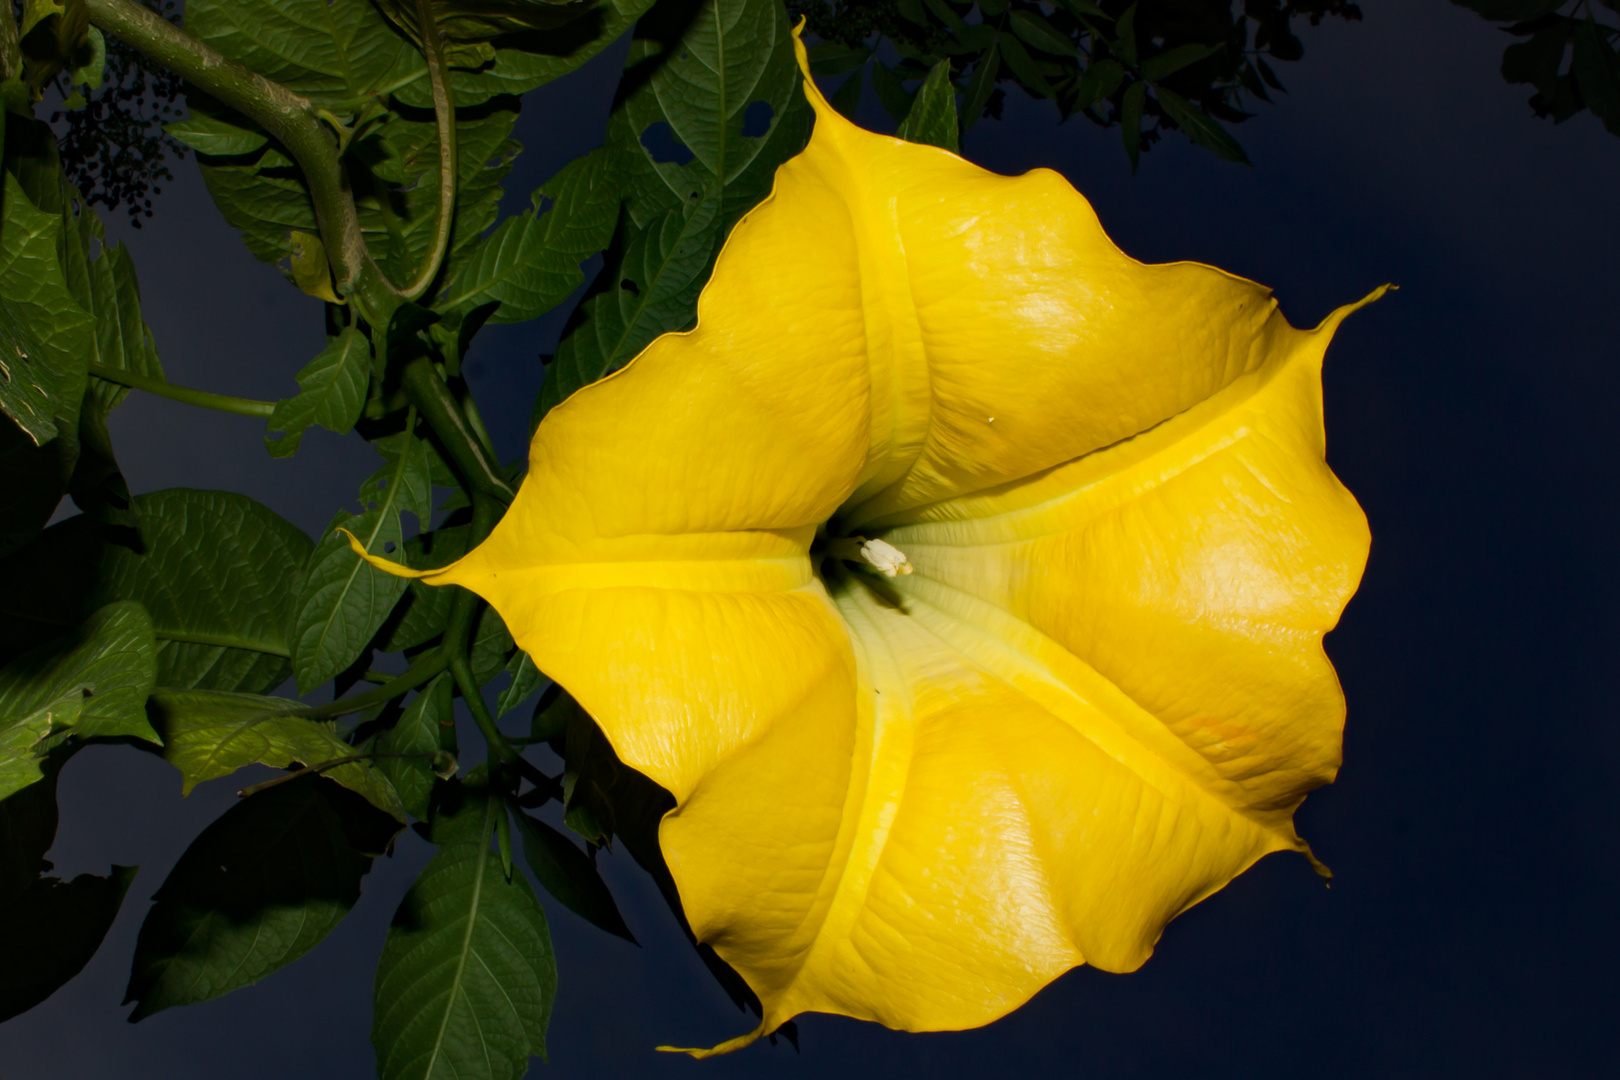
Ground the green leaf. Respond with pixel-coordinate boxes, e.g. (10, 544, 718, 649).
(373, 790, 555, 1080)
(495, 652, 542, 718)
(829, 66, 864, 119)
(435, 147, 624, 324)
(1121, 78, 1146, 171)
(0, 490, 312, 694)
(292, 451, 423, 690)
(354, 102, 521, 289)
(1140, 42, 1221, 83)
(1115, 2, 1139, 66)
(0, 601, 158, 745)
(1073, 57, 1125, 112)
(470, 605, 515, 687)
(395, 0, 660, 109)
(1008, 9, 1077, 57)
(0, 171, 92, 445)
(895, 58, 961, 152)
(538, 0, 812, 415)
(870, 59, 916, 122)
(961, 40, 1000, 129)
(997, 32, 1054, 99)
(0, 865, 136, 1023)
(511, 807, 634, 942)
(124, 777, 400, 1020)
(265, 327, 371, 458)
(149, 688, 406, 820)
(195, 145, 319, 265)
(163, 115, 270, 157)
(184, 0, 418, 106)
(0, 692, 78, 802)
(378, 674, 452, 821)
(1155, 86, 1251, 165)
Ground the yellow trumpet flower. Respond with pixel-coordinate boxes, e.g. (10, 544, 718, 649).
(352, 27, 1382, 1055)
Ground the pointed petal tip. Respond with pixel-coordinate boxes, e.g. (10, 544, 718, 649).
(335, 527, 431, 580)
(789, 16, 846, 129)
(656, 1019, 771, 1058)
(1314, 282, 1396, 336)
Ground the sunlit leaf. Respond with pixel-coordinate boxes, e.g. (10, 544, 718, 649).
(0, 601, 157, 746)
(149, 688, 406, 820)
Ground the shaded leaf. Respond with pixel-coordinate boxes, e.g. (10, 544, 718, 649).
(511, 807, 634, 942)
(265, 327, 370, 458)
(124, 777, 399, 1020)
(373, 789, 555, 1080)
(1141, 42, 1221, 83)
(0, 759, 60, 903)
(0, 865, 136, 1023)
(538, 0, 811, 415)
(895, 58, 960, 152)
(1121, 78, 1146, 170)
(0, 490, 312, 694)
(149, 688, 405, 820)
(0, 601, 157, 745)
(1156, 85, 1251, 164)
(163, 115, 269, 156)
(378, 674, 452, 821)
(495, 652, 542, 718)
(435, 147, 623, 324)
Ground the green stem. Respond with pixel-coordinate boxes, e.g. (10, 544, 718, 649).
(87, 362, 276, 418)
(401, 357, 514, 503)
(441, 496, 518, 766)
(397, 0, 457, 302)
(302, 649, 449, 720)
(235, 750, 447, 799)
(0, 2, 20, 83)
(85, 0, 400, 323)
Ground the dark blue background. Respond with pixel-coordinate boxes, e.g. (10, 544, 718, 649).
(4, 1, 1617, 1075)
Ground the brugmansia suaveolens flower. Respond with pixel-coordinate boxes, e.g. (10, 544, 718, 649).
(355, 29, 1383, 1056)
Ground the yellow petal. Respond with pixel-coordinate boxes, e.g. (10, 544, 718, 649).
(352, 20, 1383, 1052)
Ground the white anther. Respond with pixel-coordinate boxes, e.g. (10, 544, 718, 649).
(859, 538, 913, 577)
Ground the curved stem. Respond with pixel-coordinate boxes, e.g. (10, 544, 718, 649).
(87, 361, 276, 418)
(85, 0, 402, 325)
(401, 357, 515, 503)
(397, 0, 458, 302)
(0, 2, 21, 83)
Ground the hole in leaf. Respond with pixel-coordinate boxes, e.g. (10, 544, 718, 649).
(536, 194, 555, 216)
(639, 121, 695, 166)
(620, 279, 641, 295)
(384, 541, 396, 553)
(742, 100, 775, 138)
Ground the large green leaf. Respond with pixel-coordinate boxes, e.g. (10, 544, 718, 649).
(149, 688, 406, 820)
(0, 865, 136, 1023)
(373, 788, 555, 1080)
(0, 601, 158, 749)
(434, 146, 623, 324)
(0, 170, 92, 445)
(0, 490, 313, 694)
(265, 326, 371, 458)
(194, 145, 318, 265)
(538, 0, 810, 414)
(124, 777, 400, 1020)
(291, 439, 431, 690)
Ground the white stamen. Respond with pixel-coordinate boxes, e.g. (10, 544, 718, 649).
(859, 538, 913, 577)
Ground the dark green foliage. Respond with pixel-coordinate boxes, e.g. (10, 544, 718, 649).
(124, 776, 400, 1020)
(789, 1, 1366, 166)
(0, 864, 136, 1021)
(1454, 0, 1620, 135)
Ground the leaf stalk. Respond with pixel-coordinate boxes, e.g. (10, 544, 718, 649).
(86, 362, 277, 418)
